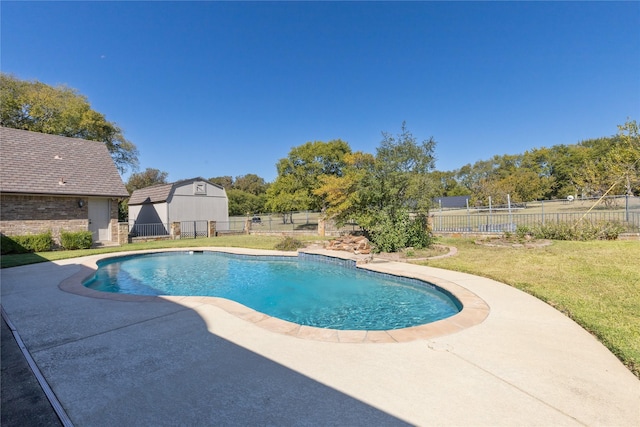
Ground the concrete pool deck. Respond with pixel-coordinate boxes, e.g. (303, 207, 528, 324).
(1, 248, 638, 426)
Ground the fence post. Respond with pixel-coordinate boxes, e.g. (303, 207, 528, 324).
(489, 196, 492, 230)
(626, 194, 629, 222)
(208, 221, 216, 237)
(245, 218, 251, 234)
(318, 217, 325, 236)
(171, 222, 181, 239)
(118, 222, 129, 245)
(466, 198, 470, 231)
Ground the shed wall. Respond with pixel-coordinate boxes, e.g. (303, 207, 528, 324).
(129, 203, 168, 225)
(167, 181, 229, 228)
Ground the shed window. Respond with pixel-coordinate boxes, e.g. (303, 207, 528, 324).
(194, 182, 207, 195)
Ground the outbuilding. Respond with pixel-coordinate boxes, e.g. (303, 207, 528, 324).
(0, 127, 129, 245)
(128, 178, 229, 237)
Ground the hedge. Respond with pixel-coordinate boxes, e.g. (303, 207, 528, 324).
(60, 230, 93, 250)
(1, 231, 53, 255)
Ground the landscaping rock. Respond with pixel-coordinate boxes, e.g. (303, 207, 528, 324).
(326, 235, 372, 254)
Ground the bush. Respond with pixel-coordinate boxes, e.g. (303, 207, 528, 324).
(60, 230, 93, 250)
(367, 210, 434, 253)
(515, 225, 533, 240)
(530, 221, 626, 241)
(0, 231, 53, 254)
(274, 236, 305, 251)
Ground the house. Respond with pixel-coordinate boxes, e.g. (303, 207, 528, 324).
(0, 127, 129, 245)
(128, 178, 229, 237)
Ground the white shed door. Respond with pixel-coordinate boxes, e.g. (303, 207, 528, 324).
(88, 198, 111, 242)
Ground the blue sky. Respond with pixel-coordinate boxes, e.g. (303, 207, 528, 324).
(2, 1, 639, 183)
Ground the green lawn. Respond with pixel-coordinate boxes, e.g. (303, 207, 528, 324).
(422, 237, 640, 378)
(0, 235, 308, 269)
(2, 234, 638, 378)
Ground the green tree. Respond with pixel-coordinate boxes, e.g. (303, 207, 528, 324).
(571, 124, 639, 199)
(233, 174, 269, 195)
(0, 73, 138, 174)
(209, 174, 269, 215)
(428, 170, 470, 198)
(126, 168, 169, 194)
(613, 119, 640, 195)
(226, 189, 267, 216)
(266, 140, 351, 219)
(316, 123, 437, 252)
(209, 176, 233, 189)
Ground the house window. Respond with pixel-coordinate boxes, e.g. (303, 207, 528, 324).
(194, 182, 207, 195)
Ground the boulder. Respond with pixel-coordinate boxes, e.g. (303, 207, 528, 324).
(326, 235, 371, 254)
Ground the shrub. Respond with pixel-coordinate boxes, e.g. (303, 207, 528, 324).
(0, 231, 53, 254)
(60, 230, 93, 250)
(274, 236, 305, 251)
(515, 225, 533, 240)
(530, 220, 626, 241)
(367, 210, 434, 253)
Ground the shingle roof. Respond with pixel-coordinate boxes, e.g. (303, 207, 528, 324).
(0, 127, 129, 197)
(128, 177, 223, 205)
(128, 182, 173, 205)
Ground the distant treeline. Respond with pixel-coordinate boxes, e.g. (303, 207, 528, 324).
(210, 121, 638, 214)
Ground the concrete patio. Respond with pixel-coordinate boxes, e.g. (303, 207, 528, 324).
(1, 248, 638, 426)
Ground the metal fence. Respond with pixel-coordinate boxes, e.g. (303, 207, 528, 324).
(431, 195, 640, 233)
(129, 198, 639, 238)
(180, 220, 208, 238)
(431, 211, 639, 233)
(228, 211, 320, 233)
(129, 223, 170, 237)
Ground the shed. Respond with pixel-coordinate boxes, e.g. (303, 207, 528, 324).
(128, 178, 229, 236)
(0, 127, 129, 245)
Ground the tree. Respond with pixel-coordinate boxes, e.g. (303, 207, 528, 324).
(226, 189, 267, 216)
(316, 122, 437, 252)
(0, 73, 138, 174)
(266, 140, 351, 219)
(209, 176, 233, 189)
(570, 124, 639, 199)
(613, 119, 640, 195)
(126, 168, 169, 194)
(428, 170, 470, 198)
(209, 174, 269, 215)
(233, 174, 268, 195)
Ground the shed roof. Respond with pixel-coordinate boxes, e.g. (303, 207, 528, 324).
(0, 127, 129, 198)
(128, 177, 224, 205)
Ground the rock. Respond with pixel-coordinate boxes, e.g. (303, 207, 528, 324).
(327, 234, 371, 254)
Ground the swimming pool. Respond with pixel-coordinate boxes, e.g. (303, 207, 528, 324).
(84, 251, 461, 330)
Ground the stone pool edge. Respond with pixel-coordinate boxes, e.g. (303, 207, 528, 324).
(58, 247, 490, 344)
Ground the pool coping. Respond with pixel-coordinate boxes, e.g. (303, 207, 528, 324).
(58, 247, 490, 343)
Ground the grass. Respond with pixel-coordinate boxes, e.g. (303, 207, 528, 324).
(0, 235, 325, 269)
(422, 237, 640, 378)
(2, 234, 638, 378)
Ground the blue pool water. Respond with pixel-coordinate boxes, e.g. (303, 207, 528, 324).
(84, 252, 461, 330)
